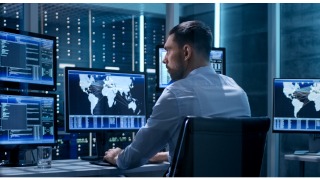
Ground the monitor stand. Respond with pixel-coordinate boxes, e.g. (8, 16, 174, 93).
(308, 134, 320, 154)
(80, 132, 107, 161)
(1, 147, 37, 167)
(294, 134, 320, 155)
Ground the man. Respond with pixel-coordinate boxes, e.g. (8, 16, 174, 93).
(104, 20, 251, 170)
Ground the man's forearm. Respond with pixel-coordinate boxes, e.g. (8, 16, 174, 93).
(149, 151, 169, 162)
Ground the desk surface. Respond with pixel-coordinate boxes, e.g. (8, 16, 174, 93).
(285, 153, 320, 163)
(0, 159, 170, 177)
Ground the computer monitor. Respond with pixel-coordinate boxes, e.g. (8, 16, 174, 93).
(64, 67, 147, 159)
(209, 47, 226, 75)
(155, 45, 226, 91)
(0, 91, 57, 166)
(156, 45, 170, 91)
(273, 78, 320, 152)
(0, 27, 57, 91)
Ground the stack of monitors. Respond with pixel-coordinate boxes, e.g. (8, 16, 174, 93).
(0, 28, 57, 166)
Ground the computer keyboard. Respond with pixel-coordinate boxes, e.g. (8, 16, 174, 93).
(81, 155, 104, 161)
(89, 159, 116, 167)
(89, 159, 165, 167)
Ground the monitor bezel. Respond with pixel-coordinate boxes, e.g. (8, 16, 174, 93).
(0, 90, 58, 148)
(155, 45, 226, 92)
(0, 27, 57, 92)
(272, 78, 320, 134)
(64, 66, 147, 133)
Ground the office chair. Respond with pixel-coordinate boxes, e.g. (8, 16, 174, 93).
(169, 116, 270, 177)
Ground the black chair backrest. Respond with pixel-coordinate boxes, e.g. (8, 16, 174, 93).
(169, 116, 270, 177)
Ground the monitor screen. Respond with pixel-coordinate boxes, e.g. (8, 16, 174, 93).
(0, 92, 57, 145)
(0, 28, 56, 91)
(64, 67, 147, 132)
(273, 78, 320, 133)
(210, 48, 226, 75)
(156, 45, 170, 90)
(156, 45, 226, 91)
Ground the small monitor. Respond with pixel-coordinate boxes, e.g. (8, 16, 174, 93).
(156, 45, 171, 90)
(64, 67, 147, 132)
(209, 48, 226, 75)
(0, 28, 57, 91)
(0, 91, 57, 166)
(156, 45, 226, 91)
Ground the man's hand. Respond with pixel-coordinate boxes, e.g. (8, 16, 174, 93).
(149, 151, 169, 163)
(103, 147, 123, 165)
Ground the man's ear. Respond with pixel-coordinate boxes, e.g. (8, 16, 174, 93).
(183, 44, 192, 61)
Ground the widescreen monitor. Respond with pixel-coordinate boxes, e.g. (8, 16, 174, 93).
(273, 78, 320, 133)
(156, 45, 226, 91)
(64, 67, 147, 160)
(64, 67, 147, 132)
(0, 28, 56, 91)
(0, 91, 57, 166)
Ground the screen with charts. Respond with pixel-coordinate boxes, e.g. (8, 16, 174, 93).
(210, 48, 226, 75)
(156, 46, 171, 90)
(0, 28, 56, 91)
(156, 45, 226, 91)
(0, 91, 57, 166)
(0, 92, 57, 145)
(64, 67, 147, 132)
(273, 78, 320, 133)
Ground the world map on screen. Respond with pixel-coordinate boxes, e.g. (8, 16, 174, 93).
(78, 73, 143, 115)
(282, 81, 320, 118)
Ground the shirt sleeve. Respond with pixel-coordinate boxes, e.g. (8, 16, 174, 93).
(116, 88, 181, 169)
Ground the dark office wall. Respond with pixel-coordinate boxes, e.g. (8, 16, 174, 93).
(0, 3, 23, 30)
(180, 3, 215, 47)
(144, 16, 166, 118)
(221, 3, 268, 117)
(280, 3, 320, 177)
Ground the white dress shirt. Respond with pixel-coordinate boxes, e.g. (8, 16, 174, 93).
(116, 65, 251, 169)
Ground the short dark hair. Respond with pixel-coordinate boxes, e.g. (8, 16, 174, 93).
(169, 20, 213, 58)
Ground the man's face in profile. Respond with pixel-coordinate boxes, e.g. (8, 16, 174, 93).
(163, 35, 186, 81)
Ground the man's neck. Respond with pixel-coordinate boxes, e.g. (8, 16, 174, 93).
(182, 58, 209, 79)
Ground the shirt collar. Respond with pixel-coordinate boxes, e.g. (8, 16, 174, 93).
(188, 64, 216, 77)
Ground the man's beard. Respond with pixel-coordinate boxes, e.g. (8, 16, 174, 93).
(168, 62, 185, 81)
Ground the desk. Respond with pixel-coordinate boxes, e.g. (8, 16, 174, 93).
(284, 153, 320, 177)
(0, 159, 170, 177)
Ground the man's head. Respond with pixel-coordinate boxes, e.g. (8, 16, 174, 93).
(163, 20, 213, 81)
(168, 20, 213, 58)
